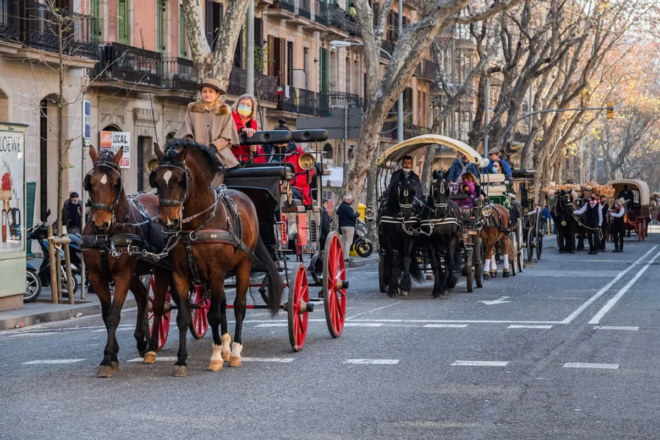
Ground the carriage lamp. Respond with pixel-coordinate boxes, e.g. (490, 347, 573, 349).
(298, 152, 316, 171)
(481, 206, 492, 217)
(147, 156, 159, 173)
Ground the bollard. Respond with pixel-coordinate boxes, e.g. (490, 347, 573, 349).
(47, 225, 58, 304)
(50, 233, 73, 305)
(62, 226, 74, 304)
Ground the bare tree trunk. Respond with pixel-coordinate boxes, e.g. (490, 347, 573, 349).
(56, 20, 65, 300)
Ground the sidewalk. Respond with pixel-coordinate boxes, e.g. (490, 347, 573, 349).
(0, 288, 135, 331)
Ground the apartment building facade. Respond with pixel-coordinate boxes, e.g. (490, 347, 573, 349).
(0, 0, 437, 225)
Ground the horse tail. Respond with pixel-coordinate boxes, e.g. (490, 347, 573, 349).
(409, 241, 424, 283)
(255, 236, 284, 316)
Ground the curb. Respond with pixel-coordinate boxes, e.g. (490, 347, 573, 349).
(0, 298, 137, 331)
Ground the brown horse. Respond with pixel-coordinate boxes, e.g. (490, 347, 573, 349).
(479, 204, 514, 279)
(82, 146, 170, 378)
(151, 139, 284, 377)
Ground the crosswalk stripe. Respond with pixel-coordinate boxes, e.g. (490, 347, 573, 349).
(563, 363, 619, 370)
(344, 359, 399, 365)
(23, 359, 86, 365)
(452, 360, 509, 367)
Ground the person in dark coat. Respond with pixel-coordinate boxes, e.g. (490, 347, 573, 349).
(61, 191, 82, 234)
(610, 198, 626, 252)
(320, 198, 331, 251)
(337, 194, 360, 262)
(598, 195, 609, 251)
(618, 185, 635, 237)
(574, 192, 602, 255)
(386, 155, 423, 201)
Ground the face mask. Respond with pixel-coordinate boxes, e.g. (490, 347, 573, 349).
(402, 167, 411, 174)
(237, 105, 252, 117)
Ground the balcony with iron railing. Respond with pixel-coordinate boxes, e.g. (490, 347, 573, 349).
(315, 0, 329, 25)
(163, 57, 197, 92)
(22, 0, 98, 59)
(278, 87, 318, 116)
(298, 0, 312, 19)
(94, 43, 162, 87)
(274, 0, 296, 13)
(317, 91, 366, 116)
(0, 0, 20, 42)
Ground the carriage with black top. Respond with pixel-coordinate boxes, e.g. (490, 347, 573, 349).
(512, 169, 544, 262)
(142, 129, 347, 354)
(375, 134, 491, 296)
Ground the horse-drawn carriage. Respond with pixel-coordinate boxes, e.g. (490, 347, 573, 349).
(375, 134, 490, 297)
(607, 179, 651, 241)
(512, 169, 544, 262)
(82, 128, 347, 377)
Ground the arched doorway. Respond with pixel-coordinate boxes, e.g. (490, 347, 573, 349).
(0, 89, 9, 122)
(39, 94, 59, 222)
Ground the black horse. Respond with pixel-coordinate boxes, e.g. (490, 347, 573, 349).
(378, 171, 423, 297)
(421, 170, 462, 298)
(551, 190, 578, 254)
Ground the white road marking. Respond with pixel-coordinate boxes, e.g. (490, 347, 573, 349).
(344, 359, 399, 365)
(128, 356, 177, 362)
(588, 249, 660, 324)
(349, 319, 560, 324)
(508, 325, 553, 329)
(478, 296, 511, 305)
(562, 245, 659, 324)
(344, 323, 383, 327)
(23, 359, 85, 365)
(563, 363, 619, 370)
(593, 326, 639, 331)
(255, 323, 288, 327)
(452, 361, 509, 367)
(424, 324, 469, 328)
(241, 357, 294, 363)
(345, 301, 402, 321)
(8, 332, 58, 338)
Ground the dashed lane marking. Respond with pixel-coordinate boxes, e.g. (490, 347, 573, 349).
(508, 325, 553, 329)
(593, 326, 639, 331)
(255, 323, 288, 327)
(241, 357, 295, 363)
(128, 357, 177, 362)
(588, 249, 660, 325)
(23, 359, 86, 365)
(451, 361, 509, 367)
(424, 324, 469, 328)
(344, 323, 384, 327)
(564, 363, 619, 370)
(7, 332, 58, 338)
(345, 301, 402, 321)
(344, 359, 399, 365)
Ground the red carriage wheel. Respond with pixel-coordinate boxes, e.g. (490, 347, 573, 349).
(287, 264, 309, 352)
(323, 232, 347, 338)
(189, 285, 210, 339)
(147, 276, 171, 351)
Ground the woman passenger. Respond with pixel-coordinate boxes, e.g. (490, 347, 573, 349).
(230, 94, 266, 164)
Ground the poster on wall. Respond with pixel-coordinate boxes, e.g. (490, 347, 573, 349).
(0, 129, 25, 254)
(100, 131, 130, 169)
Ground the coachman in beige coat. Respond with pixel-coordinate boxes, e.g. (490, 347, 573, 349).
(175, 78, 241, 169)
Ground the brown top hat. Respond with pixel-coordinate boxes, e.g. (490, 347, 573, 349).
(195, 77, 226, 95)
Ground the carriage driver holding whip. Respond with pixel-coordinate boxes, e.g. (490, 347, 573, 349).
(175, 77, 241, 183)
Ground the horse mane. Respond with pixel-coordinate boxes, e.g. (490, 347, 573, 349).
(164, 138, 226, 177)
(386, 171, 409, 214)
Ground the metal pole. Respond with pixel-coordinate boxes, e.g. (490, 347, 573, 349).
(343, 107, 349, 179)
(397, 0, 403, 143)
(246, 0, 255, 95)
(80, 93, 86, 299)
(484, 76, 489, 154)
(48, 224, 58, 304)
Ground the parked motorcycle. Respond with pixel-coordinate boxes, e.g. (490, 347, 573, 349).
(352, 208, 375, 258)
(24, 261, 42, 303)
(24, 220, 81, 302)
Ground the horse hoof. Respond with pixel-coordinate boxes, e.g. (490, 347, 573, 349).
(228, 356, 242, 368)
(503, 271, 510, 278)
(398, 290, 409, 297)
(490, 271, 497, 278)
(172, 365, 188, 377)
(97, 365, 114, 378)
(111, 361, 119, 372)
(221, 351, 231, 362)
(138, 349, 146, 358)
(143, 351, 157, 364)
(483, 273, 490, 280)
(569, 250, 576, 254)
(207, 360, 224, 372)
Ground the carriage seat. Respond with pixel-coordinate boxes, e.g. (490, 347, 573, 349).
(481, 173, 507, 184)
(487, 184, 508, 196)
(449, 193, 468, 201)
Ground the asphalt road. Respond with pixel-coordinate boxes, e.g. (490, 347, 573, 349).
(2, 228, 660, 440)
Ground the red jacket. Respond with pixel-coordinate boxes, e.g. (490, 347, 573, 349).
(231, 112, 266, 164)
(270, 142, 314, 206)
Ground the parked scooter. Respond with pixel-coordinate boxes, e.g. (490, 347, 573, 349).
(352, 217, 373, 257)
(24, 219, 81, 302)
(25, 261, 42, 303)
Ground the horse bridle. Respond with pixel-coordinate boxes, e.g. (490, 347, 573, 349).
(150, 161, 191, 208)
(397, 185, 414, 212)
(84, 160, 123, 224)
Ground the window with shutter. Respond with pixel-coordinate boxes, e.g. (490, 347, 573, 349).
(205, 0, 213, 48)
(157, 0, 164, 53)
(179, 4, 186, 56)
(268, 36, 276, 77)
(118, 0, 127, 44)
(90, 0, 100, 43)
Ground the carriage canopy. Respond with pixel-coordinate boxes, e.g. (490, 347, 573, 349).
(376, 134, 486, 168)
(606, 179, 650, 206)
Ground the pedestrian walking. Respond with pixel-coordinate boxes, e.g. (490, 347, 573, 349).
(61, 191, 82, 234)
(574, 192, 602, 255)
(320, 198, 331, 251)
(610, 199, 626, 252)
(337, 194, 360, 263)
(599, 195, 609, 252)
